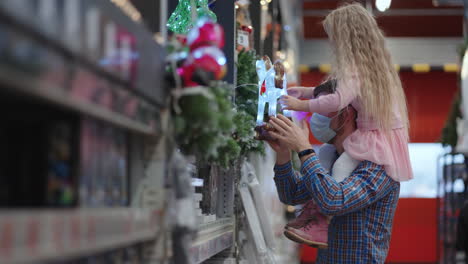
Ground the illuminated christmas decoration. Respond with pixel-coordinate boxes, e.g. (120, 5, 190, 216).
(255, 56, 291, 126)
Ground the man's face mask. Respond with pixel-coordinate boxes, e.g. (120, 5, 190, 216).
(310, 109, 346, 143)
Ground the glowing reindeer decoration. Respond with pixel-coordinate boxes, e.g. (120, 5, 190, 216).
(255, 56, 291, 126)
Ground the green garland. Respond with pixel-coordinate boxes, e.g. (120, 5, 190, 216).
(236, 49, 259, 117)
(172, 49, 265, 166)
(235, 49, 264, 155)
(174, 82, 240, 167)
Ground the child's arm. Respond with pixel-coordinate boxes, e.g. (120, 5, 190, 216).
(281, 77, 359, 113)
(287, 86, 315, 99)
(307, 76, 359, 113)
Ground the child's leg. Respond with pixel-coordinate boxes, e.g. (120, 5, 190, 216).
(317, 143, 338, 172)
(331, 152, 361, 183)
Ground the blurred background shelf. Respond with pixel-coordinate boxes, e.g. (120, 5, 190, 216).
(0, 66, 158, 136)
(191, 218, 235, 264)
(0, 208, 162, 263)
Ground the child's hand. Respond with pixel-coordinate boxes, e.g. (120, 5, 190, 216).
(280, 95, 307, 111)
(287, 86, 309, 98)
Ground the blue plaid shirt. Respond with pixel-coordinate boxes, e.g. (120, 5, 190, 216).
(274, 153, 400, 263)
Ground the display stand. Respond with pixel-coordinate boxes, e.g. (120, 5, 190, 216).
(237, 160, 276, 264)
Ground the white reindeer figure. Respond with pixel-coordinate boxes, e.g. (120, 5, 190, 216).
(255, 56, 291, 126)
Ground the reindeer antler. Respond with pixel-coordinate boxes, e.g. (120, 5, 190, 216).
(274, 61, 285, 89)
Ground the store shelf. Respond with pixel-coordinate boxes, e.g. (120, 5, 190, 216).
(191, 218, 235, 264)
(0, 65, 158, 136)
(0, 1, 167, 106)
(0, 208, 162, 264)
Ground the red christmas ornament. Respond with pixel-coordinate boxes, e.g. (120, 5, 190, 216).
(187, 18, 225, 50)
(179, 46, 227, 87)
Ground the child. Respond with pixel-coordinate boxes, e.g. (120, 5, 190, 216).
(280, 3, 413, 247)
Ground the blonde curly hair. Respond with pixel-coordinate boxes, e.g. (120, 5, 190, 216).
(323, 3, 409, 133)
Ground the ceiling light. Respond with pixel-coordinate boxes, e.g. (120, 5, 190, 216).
(376, 0, 391, 12)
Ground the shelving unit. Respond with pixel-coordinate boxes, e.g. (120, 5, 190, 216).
(0, 1, 168, 263)
(0, 0, 303, 263)
(191, 218, 235, 264)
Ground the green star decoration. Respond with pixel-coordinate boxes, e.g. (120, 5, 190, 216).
(167, 0, 217, 34)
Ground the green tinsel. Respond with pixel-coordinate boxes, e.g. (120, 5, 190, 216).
(167, 0, 217, 34)
(174, 82, 240, 167)
(235, 49, 265, 155)
(233, 110, 264, 155)
(236, 49, 259, 117)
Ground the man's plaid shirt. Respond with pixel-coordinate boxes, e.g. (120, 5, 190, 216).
(274, 153, 400, 263)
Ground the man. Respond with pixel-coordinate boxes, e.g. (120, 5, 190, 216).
(266, 104, 400, 263)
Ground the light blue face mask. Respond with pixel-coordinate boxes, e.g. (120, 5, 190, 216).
(310, 106, 349, 143)
(310, 113, 337, 143)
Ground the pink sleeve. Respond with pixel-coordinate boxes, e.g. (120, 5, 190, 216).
(307, 77, 359, 114)
(302, 87, 316, 99)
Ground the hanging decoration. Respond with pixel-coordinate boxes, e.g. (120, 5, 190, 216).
(167, 0, 217, 34)
(255, 56, 291, 126)
(178, 19, 226, 87)
(166, 18, 227, 88)
(253, 56, 292, 140)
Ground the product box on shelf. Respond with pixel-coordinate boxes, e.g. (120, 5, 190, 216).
(80, 119, 128, 208)
(46, 122, 77, 207)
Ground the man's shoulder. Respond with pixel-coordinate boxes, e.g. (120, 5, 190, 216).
(355, 160, 395, 181)
(351, 161, 400, 193)
(355, 160, 383, 170)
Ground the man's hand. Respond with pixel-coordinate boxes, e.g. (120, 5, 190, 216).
(265, 137, 291, 165)
(269, 115, 311, 153)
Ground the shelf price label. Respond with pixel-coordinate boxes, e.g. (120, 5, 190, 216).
(71, 216, 81, 248)
(0, 220, 13, 259)
(26, 219, 40, 256)
(86, 215, 97, 245)
(52, 215, 65, 253)
(237, 30, 249, 49)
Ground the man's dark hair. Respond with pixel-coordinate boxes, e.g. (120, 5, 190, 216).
(313, 79, 357, 124)
(313, 79, 337, 98)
